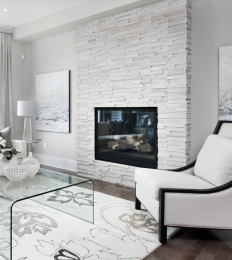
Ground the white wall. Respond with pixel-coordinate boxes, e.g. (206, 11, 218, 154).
(24, 31, 78, 163)
(191, 0, 232, 160)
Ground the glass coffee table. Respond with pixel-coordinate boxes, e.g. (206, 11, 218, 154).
(0, 168, 93, 260)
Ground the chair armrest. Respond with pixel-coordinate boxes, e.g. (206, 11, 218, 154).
(160, 180, 232, 229)
(169, 160, 196, 172)
(11, 139, 27, 160)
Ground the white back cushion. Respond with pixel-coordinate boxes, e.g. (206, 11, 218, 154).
(218, 123, 232, 140)
(194, 134, 232, 186)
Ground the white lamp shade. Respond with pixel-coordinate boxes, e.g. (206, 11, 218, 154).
(17, 101, 38, 116)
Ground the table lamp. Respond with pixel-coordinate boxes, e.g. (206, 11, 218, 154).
(17, 101, 38, 142)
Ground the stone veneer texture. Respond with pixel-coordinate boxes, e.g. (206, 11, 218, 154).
(77, 0, 192, 187)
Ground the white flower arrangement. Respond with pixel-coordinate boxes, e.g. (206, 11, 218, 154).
(0, 136, 6, 147)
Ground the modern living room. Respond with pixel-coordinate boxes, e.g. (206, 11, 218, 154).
(0, 0, 232, 259)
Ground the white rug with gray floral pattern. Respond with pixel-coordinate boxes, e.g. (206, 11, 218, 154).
(0, 188, 177, 260)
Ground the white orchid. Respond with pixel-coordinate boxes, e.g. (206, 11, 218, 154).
(0, 137, 6, 147)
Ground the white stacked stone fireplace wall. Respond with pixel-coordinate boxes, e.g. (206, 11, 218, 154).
(77, 0, 192, 187)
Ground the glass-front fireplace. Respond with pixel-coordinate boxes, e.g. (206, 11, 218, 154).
(95, 107, 157, 168)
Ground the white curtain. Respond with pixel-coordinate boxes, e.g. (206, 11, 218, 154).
(0, 32, 14, 135)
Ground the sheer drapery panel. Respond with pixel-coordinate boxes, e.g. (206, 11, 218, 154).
(0, 33, 13, 135)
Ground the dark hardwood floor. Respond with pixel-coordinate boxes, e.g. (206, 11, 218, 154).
(41, 164, 232, 260)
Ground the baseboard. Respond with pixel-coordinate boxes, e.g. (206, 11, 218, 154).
(33, 153, 77, 172)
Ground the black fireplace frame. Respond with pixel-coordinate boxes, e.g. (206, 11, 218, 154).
(94, 107, 158, 169)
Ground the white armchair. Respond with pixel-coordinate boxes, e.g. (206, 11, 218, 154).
(11, 139, 27, 160)
(135, 120, 232, 244)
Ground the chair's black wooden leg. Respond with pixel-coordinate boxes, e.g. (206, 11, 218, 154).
(159, 188, 167, 244)
(135, 197, 141, 210)
(159, 222, 167, 244)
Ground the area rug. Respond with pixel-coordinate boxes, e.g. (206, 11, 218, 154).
(0, 186, 177, 260)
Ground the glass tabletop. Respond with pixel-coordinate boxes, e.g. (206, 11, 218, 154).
(0, 168, 93, 260)
(0, 168, 90, 202)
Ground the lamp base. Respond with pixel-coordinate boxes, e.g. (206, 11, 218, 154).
(23, 116, 32, 143)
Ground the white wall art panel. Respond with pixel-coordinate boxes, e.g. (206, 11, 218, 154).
(219, 45, 232, 120)
(77, 0, 192, 187)
(36, 70, 70, 133)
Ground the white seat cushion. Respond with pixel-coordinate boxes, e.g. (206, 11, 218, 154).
(194, 134, 232, 186)
(135, 168, 214, 200)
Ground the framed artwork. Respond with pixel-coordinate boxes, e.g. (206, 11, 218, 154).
(36, 70, 70, 133)
(219, 46, 232, 120)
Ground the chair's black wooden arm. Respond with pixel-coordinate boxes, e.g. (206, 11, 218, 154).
(168, 160, 196, 172)
(160, 179, 232, 197)
(213, 120, 226, 134)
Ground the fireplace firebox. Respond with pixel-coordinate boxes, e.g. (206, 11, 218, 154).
(95, 107, 158, 168)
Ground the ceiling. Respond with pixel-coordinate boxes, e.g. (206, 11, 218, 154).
(0, 0, 87, 28)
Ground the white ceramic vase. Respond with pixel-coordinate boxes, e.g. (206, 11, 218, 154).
(0, 154, 18, 176)
(22, 152, 40, 177)
(4, 165, 28, 181)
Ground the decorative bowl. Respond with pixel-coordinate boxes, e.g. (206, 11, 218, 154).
(4, 164, 28, 181)
(0, 154, 18, 176)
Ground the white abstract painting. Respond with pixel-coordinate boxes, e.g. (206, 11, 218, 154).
(36, 70, 70, 133)
(219, 46, 232, 120)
